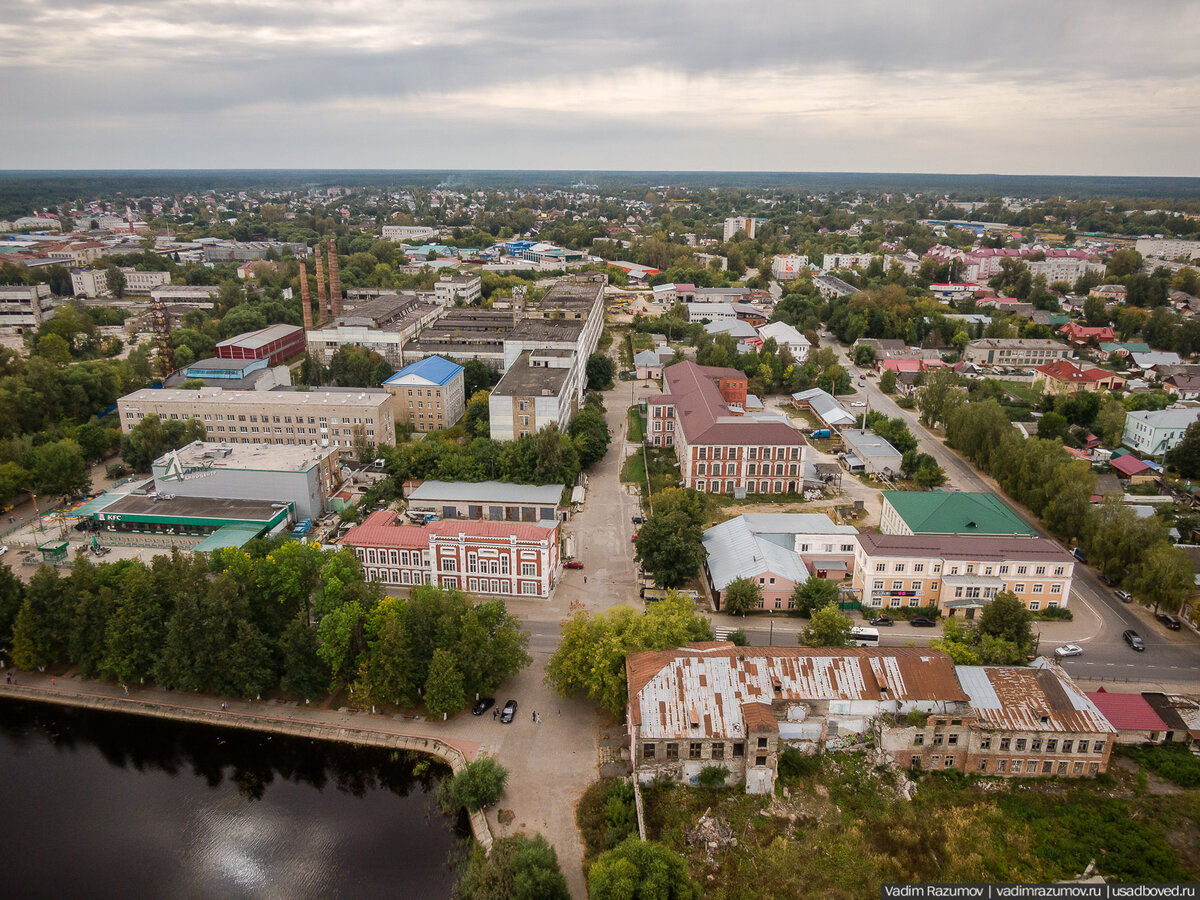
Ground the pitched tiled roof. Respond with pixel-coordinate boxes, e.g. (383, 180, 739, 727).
(1110, 454, 1151, 477)
(340, 510, 427, 550)
(1085, 689, 1169, 732)
(427, 519, 557, 542)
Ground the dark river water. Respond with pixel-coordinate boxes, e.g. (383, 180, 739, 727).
(0, 699, 468, 900)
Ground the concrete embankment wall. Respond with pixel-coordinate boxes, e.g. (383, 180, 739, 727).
(0, 684, 492, 852)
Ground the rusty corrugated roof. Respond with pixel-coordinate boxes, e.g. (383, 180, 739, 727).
(956, 660, 1115, 734)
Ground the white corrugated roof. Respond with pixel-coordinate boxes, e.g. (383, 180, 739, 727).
(407, 479, 562, 505)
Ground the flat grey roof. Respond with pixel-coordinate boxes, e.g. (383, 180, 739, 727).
(100, 493, 286, 521)
(408, 479, 563, 505)
(492, 354, 571, 396)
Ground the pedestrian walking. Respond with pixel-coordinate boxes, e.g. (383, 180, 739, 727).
(536, 713, 542, 724)
(122, 684, 128, 696)
(531, 710, 536, 723)
(492, 708, 498, 721)
(584, 577, 587, 584)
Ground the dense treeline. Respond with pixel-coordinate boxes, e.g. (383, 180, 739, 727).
(945, 400, 1194, 613)
(2, 541, 530, 710)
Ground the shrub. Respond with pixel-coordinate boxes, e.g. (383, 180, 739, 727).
(697, 765, 730, 788)
(726, 629, 750, 646)
(778, 747, 821, 780)
(1034, 607, 1074, 621)
(1122, 742, 1200, 788)
(437, 756, 509, 812)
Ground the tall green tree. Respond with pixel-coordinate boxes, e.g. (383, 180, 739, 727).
(588, 838, 701, 900)
(790, 576, 839, 618)
(916, 367, 965, 428)
(977, 592, 1034, 655)
(424, 647, 467, 719)
(722, 577, 761, 616)
(634, 510, 704, 588)
(1130, 543, 1195, 614)
(586, 353, 616, 391)
(279, 610, 332, 700)
(453, 833, 570, 900)
(798, 604, 854, 648)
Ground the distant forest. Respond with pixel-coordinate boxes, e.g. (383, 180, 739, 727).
(3, 169, 1200, 217)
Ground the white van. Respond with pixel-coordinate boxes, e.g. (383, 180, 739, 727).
(848, 626, 880, 647)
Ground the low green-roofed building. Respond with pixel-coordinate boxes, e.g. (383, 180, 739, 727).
(880, 491, 1037, 537)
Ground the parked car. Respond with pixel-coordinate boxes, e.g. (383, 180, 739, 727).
(1155, 613, 1182, 630)
(1098, 573, 1115, 586)
(0, 545, 7, 557)
(850, 401, 867, 408)
(632, 515, 646, 524)
(1115, 590, 1133, 603)
(564, 559, 584, 570)
(471, 697, 495, 716)
(631, 533, 638, 542)
(869, 615, 895, 627)
(499, 699, 518, 723)
(909, 617, 937, 627)
(1054, 644, 1083, 658)
(1072, 547, 1087, 563)
(1122, 629, 1145, 651)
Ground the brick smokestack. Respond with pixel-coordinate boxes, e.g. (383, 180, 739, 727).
(314, 243, 328, 325)
(298, 260, 313, 331)
(327, 236, 343, 316)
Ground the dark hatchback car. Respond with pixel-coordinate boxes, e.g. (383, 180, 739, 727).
(909, 617, 937, 627)
(471, 697, 495, 716)
(499, 699, 518, 723)
(1123, 629, 1145, 651)
(1155, 613, 1182, 631)
(1098, 573, 1115, 586)
(869, 615, 895, 627)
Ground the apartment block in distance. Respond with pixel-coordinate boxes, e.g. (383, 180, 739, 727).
(117, 387, 397, 449)
(0, 283, 55, 332)
(382, 355, 465, 432)
(853, 533, 1075, 615)
(963, 338, 1072, 368)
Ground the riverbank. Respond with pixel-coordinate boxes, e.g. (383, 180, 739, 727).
(0, 672, 492, 853)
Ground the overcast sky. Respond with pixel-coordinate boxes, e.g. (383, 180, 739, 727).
(3, 0, 1198, 175)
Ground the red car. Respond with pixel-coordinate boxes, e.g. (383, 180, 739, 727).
(631, 532, 638, 542)
(564, 559, 584, 569)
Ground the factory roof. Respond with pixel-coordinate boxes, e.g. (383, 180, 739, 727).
(215, 323, 303, 350)
(957, 661, 1115, 735)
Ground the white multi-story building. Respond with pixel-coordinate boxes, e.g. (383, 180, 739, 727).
(433, 274, 482, 305)
(382, 225, 438, 242)
(822, 253, 876, 271)
(684, 302, 737, 323)
(1122, 407, 1200, 457)
(757, 321, 811, 359)
(1135, 238, 1200, 262)
(723, 217, 756, 241)
(120, 268, 171, 294)
(770, 254, 810, 281)
(70, 268, 109, 298)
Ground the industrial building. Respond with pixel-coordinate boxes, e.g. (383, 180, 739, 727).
(151, 441, 342, 520)
(215, 323, 307, 366)
(382, 355, 465, 432)
(305, 293, 440, 367)
(117, 386, 397, 449)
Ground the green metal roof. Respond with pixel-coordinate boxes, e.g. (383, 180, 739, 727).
(192, 524, 267, 553)
(882, 491, 1037, 536)
(69, 492, 127, 517)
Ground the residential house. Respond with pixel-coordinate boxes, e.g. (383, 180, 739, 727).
(1122, 407, 1200, 456)
(1141, 693, 1200, 749)
(1032, 360, 1126, 395)
(1089, 284, 1127, 302)
(1059, 322, 1116, 346)
(852, 533, 1076, 615)
(731, 303, 768, 327)
(1098, 342, 1150, 360)
(701, 514, 858, 611)
(1129, 352, 1183, 379)
(1164, 374, 1200, 401)
(1109, 453, 1157, 484)
(757, 321, 811, 359)
(634, 348, 666, 380)
(704, 318, 762, 354)
(1085, 689, 1169, 745)
(771, 254, 810, 281)
(880, 492, 1036, 537)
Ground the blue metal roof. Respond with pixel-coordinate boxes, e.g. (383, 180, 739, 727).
(383, 355, 464, 387)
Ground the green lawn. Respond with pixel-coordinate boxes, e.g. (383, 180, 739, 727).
(627, 406, 646, 443)
(993, 379, 1042, 404)
(630, 332, 655, 351)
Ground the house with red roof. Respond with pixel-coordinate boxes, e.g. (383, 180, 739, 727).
(340, 509, 560, 598)
(1032, 360, 1126, 396)
(1085, 688, 1169, 744)
(1059, 322, 1116, 346)
(1109, 453, 1155, 484)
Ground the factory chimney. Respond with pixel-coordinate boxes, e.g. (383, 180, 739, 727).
(314, 243, 328, 325)
(298, 260, 314, 331)
(327, 237, 343, 316)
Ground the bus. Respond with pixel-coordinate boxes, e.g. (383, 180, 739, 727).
(848, 626, 880, 647)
